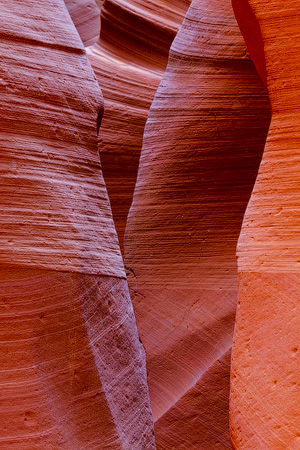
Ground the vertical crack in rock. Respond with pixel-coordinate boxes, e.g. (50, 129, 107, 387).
(97, 105, 105, 135)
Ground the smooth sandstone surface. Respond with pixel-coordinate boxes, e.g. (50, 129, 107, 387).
(0, 1, 156, 448)
(231, 0, 300, 448)
(124, 0, 270, 447)
(64, 0, 101, 47)
(86, 0, 190, 249)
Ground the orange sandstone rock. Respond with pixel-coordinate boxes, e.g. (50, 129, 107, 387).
(124, 0, 270, 447)
(231, 1, 300, 448)
(86, 0, 190, 249)
(0, 1, 155, 448)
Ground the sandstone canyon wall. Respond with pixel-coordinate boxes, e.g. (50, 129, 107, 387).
(86, 0, 190, 249)
(3, 0, 298, 448)
(64, 0, 100, 47)
(0, 1, 155, 448)
(230, 0, 300, 448)
(124, 0, 270, 448)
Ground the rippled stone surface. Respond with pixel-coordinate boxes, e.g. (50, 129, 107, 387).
(0, 1, 155, 448)
(87, 0, 190, 249)
(124, 0, 270, 447)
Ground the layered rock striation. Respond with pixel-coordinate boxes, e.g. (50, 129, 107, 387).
(64, 0, 100, 47)
(0, 1, 155, 448)
(86, 0, 190, 249)
(124, 0, 270, 447)
(231, 0, 300, 448)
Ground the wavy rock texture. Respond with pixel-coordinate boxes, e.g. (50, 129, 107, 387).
(64, 0, 100, 47)
(230, 1, 300, 448)
(0, 1, 155, 448)
(86, 0, 190, 249)
(124, 0, 270, 448)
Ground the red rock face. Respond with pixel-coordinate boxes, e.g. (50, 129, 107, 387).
(64, 0, 100, 47)
(231, 0, 267, 85)
(231, 1, 300, 448)
(0, 1, 155, 448)
(124, 0, 270, 447)
(86, 0, 190, 249)
(0, 270, 154, 449)
(154, 350, 232, 449)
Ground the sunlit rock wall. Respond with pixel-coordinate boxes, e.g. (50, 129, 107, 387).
(231, 0, 300, 448)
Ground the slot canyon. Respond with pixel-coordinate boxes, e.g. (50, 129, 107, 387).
(0, 0, 298, 449)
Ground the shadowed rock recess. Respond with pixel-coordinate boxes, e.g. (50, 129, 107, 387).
(3, 0, 298, 448)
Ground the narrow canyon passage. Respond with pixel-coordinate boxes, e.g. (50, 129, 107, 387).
(3, 0, 300, 448)
(86, 0, 191, 249)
